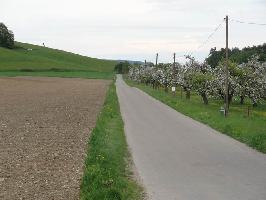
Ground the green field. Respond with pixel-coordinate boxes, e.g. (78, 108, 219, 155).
(126, 79, 266, 153)
(80, 83, 144, 199)
(0, 42, 116, 79)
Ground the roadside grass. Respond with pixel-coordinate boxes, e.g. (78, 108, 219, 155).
(125, 79, 266, 153)
(80, 83, 143, 200)
(0, 70, 114, 80)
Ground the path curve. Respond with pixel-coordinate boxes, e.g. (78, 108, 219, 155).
(116, 75, 266, 200)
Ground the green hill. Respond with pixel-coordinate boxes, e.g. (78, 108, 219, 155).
(0, 42, 117, 79)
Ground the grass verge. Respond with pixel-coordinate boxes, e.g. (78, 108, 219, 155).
(125, 79, 266, 153)
(0, 70, 114, 80)
(80, 83, 143, 200)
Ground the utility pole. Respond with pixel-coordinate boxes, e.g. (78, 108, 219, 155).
(173, 53, 176, 69)
(173, 53, 176, 96)
(225, 15, 229, 117)
(156, 53, 158, 67)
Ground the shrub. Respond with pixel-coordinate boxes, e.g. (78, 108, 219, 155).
(0, 22, 14, 49)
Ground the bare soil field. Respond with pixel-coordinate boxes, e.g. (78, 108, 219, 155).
(0, 77, 110, 200)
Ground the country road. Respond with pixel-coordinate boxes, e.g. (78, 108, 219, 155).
(116, 75, 266, 200)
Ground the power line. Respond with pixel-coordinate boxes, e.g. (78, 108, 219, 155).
(175, 55, 185, 58)
(230, 19, 266, 26)
(188, 19, 225, 56)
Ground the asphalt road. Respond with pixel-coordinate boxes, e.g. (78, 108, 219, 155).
(116, 75, 266, 200)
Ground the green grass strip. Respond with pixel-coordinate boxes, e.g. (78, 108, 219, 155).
(125, 79, 266, 153)
(80, 83, 143, 200)
(0, 71, 114, 80)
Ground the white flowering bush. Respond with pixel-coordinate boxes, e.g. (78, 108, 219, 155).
(157, 64, 173, 92)
(189, 58, 213, 104)
(236, 56, 266, 105)
(128, 56, 266, 106)
(175, 61, 194, 99)
(211, 61, 239, 104)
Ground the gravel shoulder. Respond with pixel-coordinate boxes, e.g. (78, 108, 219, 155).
(0, 77, 110, 200)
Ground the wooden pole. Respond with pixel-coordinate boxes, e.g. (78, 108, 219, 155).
(173, 53, 176, 96)
(225, 15, 229, 117)
(156, 53, 158, 67)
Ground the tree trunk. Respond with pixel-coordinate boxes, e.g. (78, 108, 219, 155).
(228, 94, 233, 104)
(164, 84, 168, 93)
(240, 96, 244, 105)
(186, 90, 190, 99)
(228, 91, 234, 108)
(201, 93, 208, 105)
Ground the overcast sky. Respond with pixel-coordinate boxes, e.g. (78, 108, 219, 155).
(1, 0, 266, 63)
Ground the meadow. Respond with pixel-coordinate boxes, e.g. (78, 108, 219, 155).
(0, 42, 117, 79)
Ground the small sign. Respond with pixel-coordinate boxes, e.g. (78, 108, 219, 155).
(171, 87, 176, 92)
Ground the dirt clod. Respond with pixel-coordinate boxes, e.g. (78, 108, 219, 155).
(0, 77, 110, 200)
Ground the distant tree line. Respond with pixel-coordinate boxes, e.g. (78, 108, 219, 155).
(0, 22, 14, 49)
(114, 61, 130, 74)
(206, 43, 266, 68)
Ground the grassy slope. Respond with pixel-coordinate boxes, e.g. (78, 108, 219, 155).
(80, 83, 143, 200)
(0, 42, 117, 79)
(126, 79, 266, 153)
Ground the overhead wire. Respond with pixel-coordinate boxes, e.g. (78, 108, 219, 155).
(230, 19, 266, 26)
(169, 18, 226, 62)
(188, 18, 225, 57)
(155, 17, 265, 63)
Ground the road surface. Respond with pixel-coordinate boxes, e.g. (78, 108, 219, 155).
(116, 75, 266, 200)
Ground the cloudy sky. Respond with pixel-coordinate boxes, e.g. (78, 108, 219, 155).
(1, 0, 266, 63)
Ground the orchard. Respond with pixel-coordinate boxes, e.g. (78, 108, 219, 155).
(128, 56, 266, 107)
